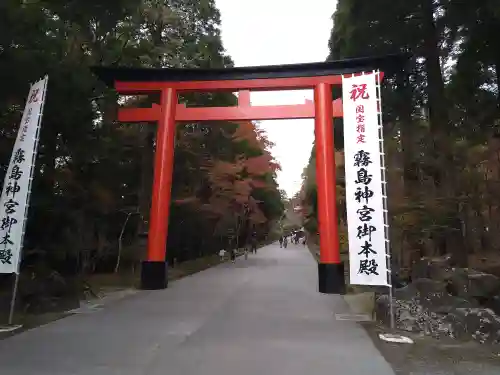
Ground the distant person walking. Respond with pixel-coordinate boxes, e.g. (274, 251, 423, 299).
(227, 235, 236, 263)
(279, 235, 284, 248)
(219, 249, 226, 261)
(250, 231, 258, 253)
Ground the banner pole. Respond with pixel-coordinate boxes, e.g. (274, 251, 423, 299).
(7, 273, 20, 325)
(374, 70, 396, 330)
(389, 277, 395, 329)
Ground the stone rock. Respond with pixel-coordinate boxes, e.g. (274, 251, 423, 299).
(394, 278, 471, 303)
(449, 268, 500, 301)
(376, 263, 500, 345)
(411, 278, 447, 295)
(409, 278, 476, 313)
(376, 294, 456, 338)
(411, 255, 454, 281)
(376, 278, 478, 337)
(488, 295, 500, 315)
(394, 278, 454, 307)
(446, 308, 500, 344)
(376, 295, 491, 341)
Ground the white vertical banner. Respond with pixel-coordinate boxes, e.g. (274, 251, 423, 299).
(342, 71, 389, 286)
(0, 76, 48, 274)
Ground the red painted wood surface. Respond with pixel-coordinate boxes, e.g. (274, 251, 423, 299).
(314, 83, 340, 264)
(147, 88, 177, 262)
(118, 99, 344, 123)
(115, 75, 344, 93)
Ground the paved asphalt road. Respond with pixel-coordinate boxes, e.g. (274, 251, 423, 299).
(0, 243, 395, 375)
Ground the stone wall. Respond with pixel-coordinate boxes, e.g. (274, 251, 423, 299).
(376, 256, 500, 344)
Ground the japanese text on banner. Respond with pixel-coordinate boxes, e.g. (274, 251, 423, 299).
(342, 73, 388, 286)
(0, 77, 47, 274)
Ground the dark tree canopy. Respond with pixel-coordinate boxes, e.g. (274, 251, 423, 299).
(0, 0, 284, 313)
(301, 0, 500, 273)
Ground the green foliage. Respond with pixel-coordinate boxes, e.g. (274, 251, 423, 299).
(0, 0, 283, 297)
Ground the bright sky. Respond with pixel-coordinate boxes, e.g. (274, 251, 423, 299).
(215, 0, 338, 198)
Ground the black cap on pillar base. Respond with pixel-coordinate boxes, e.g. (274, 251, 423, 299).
(318, 262, 346, 294)
(141, 260, 168, 290)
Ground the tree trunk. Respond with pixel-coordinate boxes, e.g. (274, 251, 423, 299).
(495, 55, 500, 111)
(395, 71, 418, 184)
(134, 125, 155, 261)
(421, 0, 466, 266)
(37, 126, 58, 249)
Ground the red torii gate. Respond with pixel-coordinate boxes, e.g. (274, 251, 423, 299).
(93, 54, 402, 294)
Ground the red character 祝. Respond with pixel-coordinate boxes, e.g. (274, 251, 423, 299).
(350, 84, 370, 102)
(28, 89, 40, 104)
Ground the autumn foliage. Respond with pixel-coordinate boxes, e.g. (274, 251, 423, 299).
(174, 120, 282, 248)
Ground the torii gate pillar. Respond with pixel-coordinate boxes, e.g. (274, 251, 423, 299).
(141, 87, 177, 289)
(314, 82, 344, 291)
